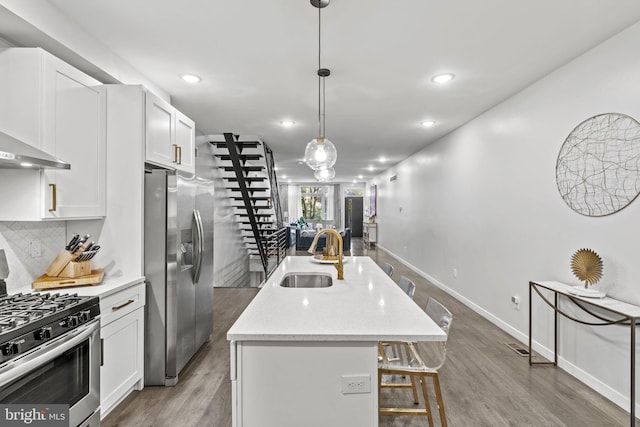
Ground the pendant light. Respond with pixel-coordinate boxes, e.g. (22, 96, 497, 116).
(314, 166, 335, 182)
(304, 0, 337, 172)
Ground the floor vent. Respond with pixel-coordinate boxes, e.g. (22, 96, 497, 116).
(505, 342, 530, 356)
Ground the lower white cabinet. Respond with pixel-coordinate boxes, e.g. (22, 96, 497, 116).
(99, 282, 145, 419)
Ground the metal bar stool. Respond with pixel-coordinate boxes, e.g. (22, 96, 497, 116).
(378, 297, 453, 426)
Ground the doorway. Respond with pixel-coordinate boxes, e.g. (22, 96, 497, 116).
(345, 197, 363, 237)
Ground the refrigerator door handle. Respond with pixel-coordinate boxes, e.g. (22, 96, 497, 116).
(192, 209, 205, 283)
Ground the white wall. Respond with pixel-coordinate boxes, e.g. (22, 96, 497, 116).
(371, 21, 640, 412)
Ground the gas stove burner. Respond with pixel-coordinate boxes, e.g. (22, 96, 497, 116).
(0, 291, 100, 366)
(0, 294, 78, 332)
(0, 318, 17, 332)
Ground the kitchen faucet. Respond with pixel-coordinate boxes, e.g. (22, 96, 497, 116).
(308, 228, 344, 280)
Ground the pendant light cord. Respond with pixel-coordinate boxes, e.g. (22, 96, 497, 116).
(318, 5, 323, 139)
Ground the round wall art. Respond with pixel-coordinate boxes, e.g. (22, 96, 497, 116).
(556, 113, 640, 216)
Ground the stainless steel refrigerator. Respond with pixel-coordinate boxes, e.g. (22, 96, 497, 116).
(144, 143, 214, 386)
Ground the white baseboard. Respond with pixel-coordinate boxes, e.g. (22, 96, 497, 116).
(375, 244, 636, 416)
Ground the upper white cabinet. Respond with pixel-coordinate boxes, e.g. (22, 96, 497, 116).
(145, 91, 194, 174)
(174, 110, 195, 173)
(0, 48, 106, 220)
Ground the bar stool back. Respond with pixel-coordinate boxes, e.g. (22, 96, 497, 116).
(381, 263, 394, 277)
(378, 297, 453, 426)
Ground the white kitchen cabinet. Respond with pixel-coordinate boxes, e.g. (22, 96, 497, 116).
(174, 110, 195, 173)
(0, 47, 106, 220)
(100, 281, 145, 419)
(145, 91, 195, 174)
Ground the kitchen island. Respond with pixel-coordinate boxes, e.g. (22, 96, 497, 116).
(227, 256, 445, 427)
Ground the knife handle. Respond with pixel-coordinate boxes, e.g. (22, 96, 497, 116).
(49, 184, 57, 212)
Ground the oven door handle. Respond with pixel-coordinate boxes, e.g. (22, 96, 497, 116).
(0, 319, 99, 387)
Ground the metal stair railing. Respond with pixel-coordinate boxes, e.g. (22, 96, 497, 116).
(262, 142, 284, 228)
(262, 227, 288, 276)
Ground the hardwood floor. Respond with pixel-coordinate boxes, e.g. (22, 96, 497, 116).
(103, 238, 630, 426)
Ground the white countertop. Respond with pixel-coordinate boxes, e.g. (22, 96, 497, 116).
(13, 274, 145, 299)
(227, 256, 446, 342)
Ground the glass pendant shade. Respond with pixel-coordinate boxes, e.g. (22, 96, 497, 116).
(314, 167, 335, 182)
(305, 137, 337, 170)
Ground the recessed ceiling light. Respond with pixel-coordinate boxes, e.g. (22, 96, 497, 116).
(282, 175, 288, 179)
(379, 156, 386, 163)
(358, 175, 363, 179)
(288, 179, 292, 184)
(181, 74, 201, 84)
(352, 180, 356, 183)
(420, 120, 436, 128)
(368, 165, 374, 171)
(280, 120, 295, 127)
(431, 73, 454, 84)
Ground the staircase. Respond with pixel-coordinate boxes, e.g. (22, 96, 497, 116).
(209, 133, 287, 280)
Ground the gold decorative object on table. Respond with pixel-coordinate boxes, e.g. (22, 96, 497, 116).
(568, 248, 605, 298)
(571, 248, 603, 288)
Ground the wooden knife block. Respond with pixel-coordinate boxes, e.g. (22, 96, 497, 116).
(45, 250, 75, 277)
(44, 250, 91, 278)
(58, 260, 92, 278)
(34, 250, 103, 291)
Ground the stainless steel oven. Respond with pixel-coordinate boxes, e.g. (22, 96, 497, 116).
(0, 293, 101, 427)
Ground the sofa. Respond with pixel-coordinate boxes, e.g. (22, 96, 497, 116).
(295, 227, 351, 252)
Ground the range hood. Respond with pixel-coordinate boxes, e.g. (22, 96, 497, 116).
(0, 130, 71, 170)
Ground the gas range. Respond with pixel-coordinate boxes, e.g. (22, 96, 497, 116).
(0, 292, 100, 366)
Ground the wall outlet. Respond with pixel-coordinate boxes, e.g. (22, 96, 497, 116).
(29, 240, 41, 258)
(453, 268, 458, 278)
(341, 374, 371, 394)
(511, 295, 520, 310)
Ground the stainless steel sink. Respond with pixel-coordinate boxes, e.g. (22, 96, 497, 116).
(279, 273, 333, 288)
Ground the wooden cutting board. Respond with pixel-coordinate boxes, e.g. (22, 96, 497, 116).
(32, 269, 105, 291)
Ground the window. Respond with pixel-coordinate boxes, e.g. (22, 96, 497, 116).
(300, 186, 324, 221)
(300, 186, 334, 222)
(344, 188, 363, 197)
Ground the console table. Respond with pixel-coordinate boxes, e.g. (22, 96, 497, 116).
(363, 222, 377, 248)
(529, 280, 640, 427)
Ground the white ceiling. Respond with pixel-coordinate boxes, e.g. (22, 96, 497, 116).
(15, 1, 640, 182)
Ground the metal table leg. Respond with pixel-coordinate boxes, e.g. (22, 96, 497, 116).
(631, 317, 636, 427)
(529, 283, 533, 366)
(554, 292, 558, 366)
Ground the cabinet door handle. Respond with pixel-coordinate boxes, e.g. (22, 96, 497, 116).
(172, 144, 178, 163)
(49, 183, 57, 212)
(177, 145, 182, 165)
(112, 299, 135, 311)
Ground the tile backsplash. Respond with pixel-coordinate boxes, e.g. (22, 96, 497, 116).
(0, 221, 66, 291)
